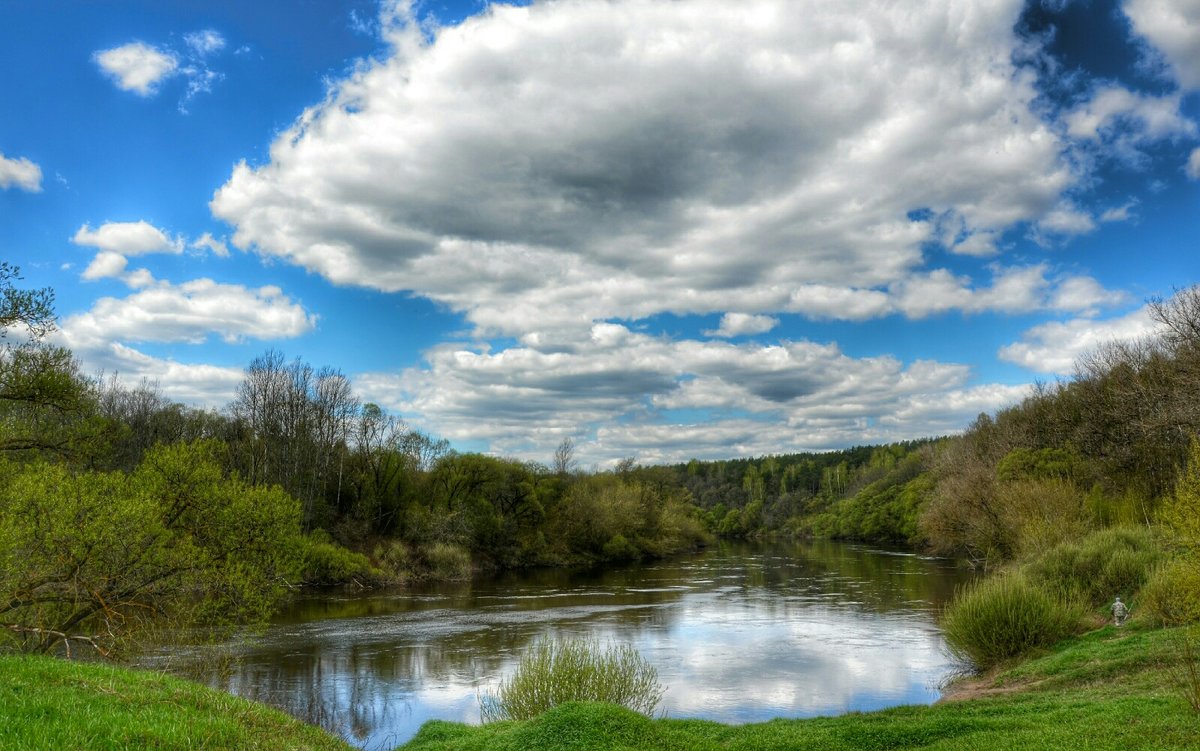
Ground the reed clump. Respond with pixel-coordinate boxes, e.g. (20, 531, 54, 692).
(942, 570, 1083, 670)
(480, 637, 663, 722)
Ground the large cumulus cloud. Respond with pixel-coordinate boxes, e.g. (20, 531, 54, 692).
(213, 0, 1086, 336)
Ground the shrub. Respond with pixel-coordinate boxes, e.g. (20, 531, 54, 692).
(372, 539, 412, 579)
(480, 638, 663, 722)
(1141, 559, 1200, 626)
(423, 542, 472, 581)
(996, 478, 1091, 556)
(602, 533, 640, 562)
(298, 534, 382, 586)
(941, 571, 1083, 670)
(1023, 525, 1160, 607)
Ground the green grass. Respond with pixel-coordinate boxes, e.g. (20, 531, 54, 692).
(402, 624, 1200, 751)
(0, 654, 354, 751)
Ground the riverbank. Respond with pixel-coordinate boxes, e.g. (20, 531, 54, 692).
(0, 654, 354, 751)
(2, 623, 1196, 750)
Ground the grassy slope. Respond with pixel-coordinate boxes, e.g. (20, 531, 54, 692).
(0, 654, 353, 751)
(401, 624, 1200, 751)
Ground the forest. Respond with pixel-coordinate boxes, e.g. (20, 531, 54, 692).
(3, 258, 1199, 657)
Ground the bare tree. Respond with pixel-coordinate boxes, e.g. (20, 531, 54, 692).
(553, 437, 577, 476)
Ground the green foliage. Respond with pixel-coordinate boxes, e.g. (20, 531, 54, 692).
(0, 440, 302, 656)
(995, 478, 1092, 556)
(1171, 627, 1200, 714)
(601, 533, 638, 561)
(1023, 526, 1160, 607)
(1140, 558, 1200, 626)
(479, 638, 663, 723)
(1161, 437, 1200, 554)
(423, 542, 473, 581)
(0, 344, 102, 459)
(941, 571, 1084, 670)
(297, 531, 384, 586)
(372, 539, 413, 579)
(804, 456, 932, 545)
(996, 447, 1084, 484)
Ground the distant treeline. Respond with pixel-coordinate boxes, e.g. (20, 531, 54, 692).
(668, 286, 1200, 576)
(5, 256, 1200, 655)
(664, 440, 938, 545)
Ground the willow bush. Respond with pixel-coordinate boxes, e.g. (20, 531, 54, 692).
(480, 637, 663, 722)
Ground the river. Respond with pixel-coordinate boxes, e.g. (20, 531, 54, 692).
(162, 540, 972, 749)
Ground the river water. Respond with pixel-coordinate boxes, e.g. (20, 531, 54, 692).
(169, 540, 971, 749)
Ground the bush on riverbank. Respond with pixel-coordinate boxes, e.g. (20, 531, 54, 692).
(298, 531, 387, 586)
(1023, 525, 1161, 608)
(941, 571, 1084, 670)
(479, 638, 663, 722)
(1142, 559, 1200, 626)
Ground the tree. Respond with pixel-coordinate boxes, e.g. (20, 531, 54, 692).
(0, 440, 302, 656)
(0, 263, 55, 341)
(0, 266, 98, 459)
(228, 351, 358, 528)
(553, 437, 577, 476)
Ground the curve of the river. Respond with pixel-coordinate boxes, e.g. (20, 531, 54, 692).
(159, 540, 973, 749)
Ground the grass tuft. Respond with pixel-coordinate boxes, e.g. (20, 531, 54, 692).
(479, 637, 663, 723)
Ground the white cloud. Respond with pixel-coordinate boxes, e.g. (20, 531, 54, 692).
(212, 0, 1078, 336)
(1048, 276, 1127, 315)
(0, 152, 42, 192)
(1033, 203, 1097, 239)
(889, 265, 1118, 319)
(1124, 0, 1200, 90)
(94, 42, 178, 96)
(184, 29, 226, 56)
(1099, 200, 1138, 223)
(83, 341, 246, 408)
(72, 221, 181, 255)
(705, 313, 779, 338)
(1065, 86, 1195, 141)
(356, 323, 1027, 465)
(1188, 146, 1200, 179)
(191, 231, 230, 257)
(60, 276, 316, 348)
(81, 251, 129, 281)
(998, 307, 1158, 375)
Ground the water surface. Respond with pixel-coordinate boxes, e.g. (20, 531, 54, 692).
(170, 541, 971, 748)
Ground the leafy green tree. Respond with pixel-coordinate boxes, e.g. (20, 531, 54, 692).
(0, 439, 302, 656)
(0, 265, 101, 459)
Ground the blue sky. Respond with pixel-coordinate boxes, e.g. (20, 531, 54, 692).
(2, 0, 1198, 466)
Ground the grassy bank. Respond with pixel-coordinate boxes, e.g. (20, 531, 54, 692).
(401, 624, 1199, 751)
(3, 624, 1198, 750)
(0, 654, 353, 751)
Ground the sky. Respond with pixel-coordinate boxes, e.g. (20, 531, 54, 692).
(2, 0, 1198, 467)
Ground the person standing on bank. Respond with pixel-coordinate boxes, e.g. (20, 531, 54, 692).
(1112, 596, 1129, 627)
